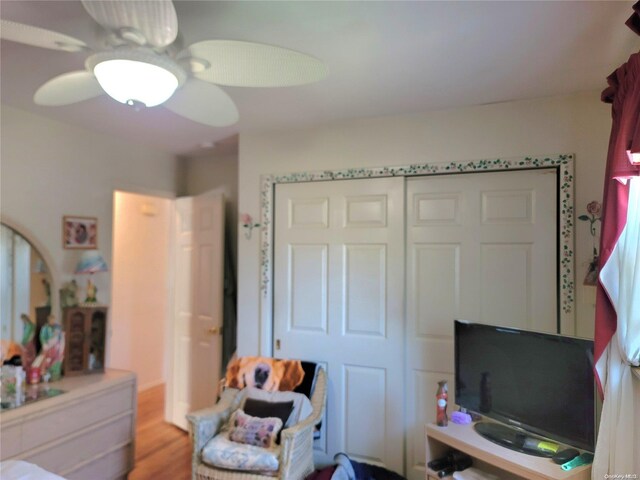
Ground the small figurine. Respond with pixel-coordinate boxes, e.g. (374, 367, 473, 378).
(20, 314, 36, 369)
(42, 278, 51, 307)
(33, 315, 65, 381)
(59, 279, 79, 308)
(85, 278, 98, 304)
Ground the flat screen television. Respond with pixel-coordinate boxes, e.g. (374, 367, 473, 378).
(454, 320, 596, 453)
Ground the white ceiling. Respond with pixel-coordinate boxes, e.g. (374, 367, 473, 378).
(1, 1, 638, 155)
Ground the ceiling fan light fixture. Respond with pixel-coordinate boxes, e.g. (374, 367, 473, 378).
(88, 50, 186, 108)
(94, 59, 177, 107)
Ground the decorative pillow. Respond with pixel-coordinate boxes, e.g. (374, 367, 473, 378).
(229, 410, 283, 449)
(244, 387, 313, 427)
(244, 398, 293, 444)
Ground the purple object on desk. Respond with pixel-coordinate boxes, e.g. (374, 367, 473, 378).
(451, 411, 472, 425)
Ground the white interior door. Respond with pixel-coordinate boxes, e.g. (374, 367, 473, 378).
(274, 177, 405, 470)
(405, 169, 557, 480)
(169, 191, 225, 430)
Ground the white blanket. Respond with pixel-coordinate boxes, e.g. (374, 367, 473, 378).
(0, 460, 67, 480)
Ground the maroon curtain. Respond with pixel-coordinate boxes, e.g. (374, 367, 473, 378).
(594, 21, 640, 395)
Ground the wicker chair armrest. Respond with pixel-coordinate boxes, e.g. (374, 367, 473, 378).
(187, 388, 242, 455)
(282, 410, 320, 439)
(309, 368, 327, 425)
(277, 367, 327, 479)
(279, 420, 316, 479)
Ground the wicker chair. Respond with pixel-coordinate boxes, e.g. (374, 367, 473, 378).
(187, 367, 327, 480)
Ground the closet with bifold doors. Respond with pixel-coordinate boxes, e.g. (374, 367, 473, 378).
(272, 168, 559, 480)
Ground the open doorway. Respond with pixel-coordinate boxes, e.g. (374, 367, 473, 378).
(112, 188, 228, 430)
(110, 190, 173, 391)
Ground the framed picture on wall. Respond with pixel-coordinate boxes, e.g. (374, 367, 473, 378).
(63, 216, 97, 249)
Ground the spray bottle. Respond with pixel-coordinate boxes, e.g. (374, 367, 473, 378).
(436, 380, 448, 427)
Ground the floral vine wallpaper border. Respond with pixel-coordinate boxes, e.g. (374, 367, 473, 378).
(259, 154, 575, 328)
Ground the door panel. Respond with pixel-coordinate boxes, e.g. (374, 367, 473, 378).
(173, 204, 194, 429)
(274, 177, 405, 471)
(405, 169, 557, 480)
(170, 192, 224, 430)
(344, 364, 387, 462)
(288, 244, 328, 332)
(289, 197, 329, 228)
(480, 243, 532, 328)
(343, 244, 386, 336)
(415, 244, 460, 338)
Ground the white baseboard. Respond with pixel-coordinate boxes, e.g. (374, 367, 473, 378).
(138, 379, 165, 393)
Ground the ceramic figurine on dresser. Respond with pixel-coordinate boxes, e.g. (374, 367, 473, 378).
(31, 315, 65, 381)
(20, 314, 37, 370)
(59, 280, 79, 308)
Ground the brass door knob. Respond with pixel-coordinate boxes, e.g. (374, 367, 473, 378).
(207, 326, 220, 335)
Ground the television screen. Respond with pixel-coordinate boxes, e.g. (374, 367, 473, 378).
(454, 320, 596, 452)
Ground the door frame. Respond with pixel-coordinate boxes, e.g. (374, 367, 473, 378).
(258, 154, 575, 356)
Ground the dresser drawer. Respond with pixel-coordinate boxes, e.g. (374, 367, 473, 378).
(64, 444, 132, 480)
(21, 382, 134, 452)
(0, 423, 23, 460)
(22, 411, 133, 475)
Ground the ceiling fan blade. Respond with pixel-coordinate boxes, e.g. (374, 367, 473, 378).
(34, 71, 103, 106)
(0, 19, 88, 52)
(185, 40, 328, 87)
(164, 79, 238, 127)
(81, 0, 178, 48)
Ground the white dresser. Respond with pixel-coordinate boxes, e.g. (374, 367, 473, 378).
(0, 369, 136, 480)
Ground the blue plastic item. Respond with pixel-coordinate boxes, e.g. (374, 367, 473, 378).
(451, 411, 472, 425)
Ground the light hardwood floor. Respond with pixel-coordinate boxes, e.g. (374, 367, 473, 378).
(129, 384, 192, 480)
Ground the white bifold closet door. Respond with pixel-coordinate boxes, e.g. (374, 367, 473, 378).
(273, 168, 557, 477)
(405, 168, 557, 480)
(274, 177, 405, 471)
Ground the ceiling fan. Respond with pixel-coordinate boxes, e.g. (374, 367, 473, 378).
(0, 0, 328, 127)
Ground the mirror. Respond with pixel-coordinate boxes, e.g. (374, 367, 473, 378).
(1, 222, 54, 355)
